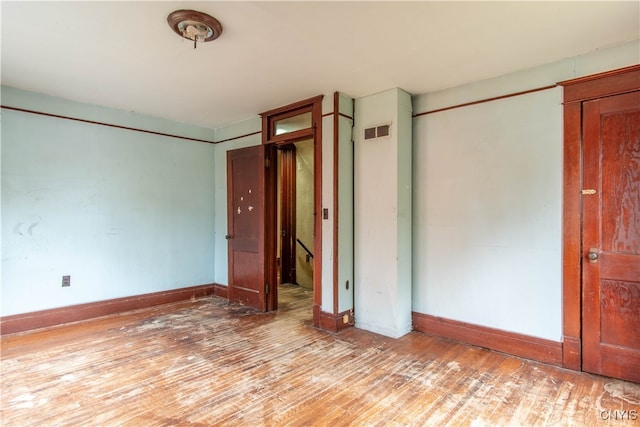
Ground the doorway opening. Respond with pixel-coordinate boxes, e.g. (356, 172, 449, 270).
(276, 139, 315, 315)
(261, 95, 323, 326)
(276, 139, 315, 291)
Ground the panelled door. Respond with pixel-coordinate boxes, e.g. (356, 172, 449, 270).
(227, 145, 273, 311)
(582, 91, 640, 383)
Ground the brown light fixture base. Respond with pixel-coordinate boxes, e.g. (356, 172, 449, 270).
(167, 9, 223, 49)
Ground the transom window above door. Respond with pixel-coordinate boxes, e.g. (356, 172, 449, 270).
(274, 111, 312, 136)
(266, 106, 314, 144)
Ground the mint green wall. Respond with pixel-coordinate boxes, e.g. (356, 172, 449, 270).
(2, 38, 637, 341)
(337, 93, 354, 314)
(320, 97, 334, 312)
(411, 40, 639, 341)
(1, 87, 216, 316)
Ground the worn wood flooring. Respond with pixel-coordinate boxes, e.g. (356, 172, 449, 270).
(2, 284, 639, 426)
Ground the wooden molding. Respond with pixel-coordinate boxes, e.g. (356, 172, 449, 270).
(559, 64, 640, 371)
(312, 98, 323, 329)
(412, 312, 563, 366)
(561, 101, 583, 369)
(213, 283, 228, 299)
(558, 64, 640, 103)
(260, 95, 323, 327)
(412, 85, 557, 118)
(1, 105, 216, 144)
(558, 64, 640, 86)
(333, 92, 340, 315)
(215, 131, 261, 145)
(562, 336, 581, 371)
(313, 304, 321, 328)
(1, 283, 220, 336)
(279, 146, 298, 285)
(259, 95, 324, 118)
(318, 309, 354, 333)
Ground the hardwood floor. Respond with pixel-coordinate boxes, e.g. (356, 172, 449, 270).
(2, 284, 639, 426)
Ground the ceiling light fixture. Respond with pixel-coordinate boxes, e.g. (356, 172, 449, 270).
(167, 10, 223, 49)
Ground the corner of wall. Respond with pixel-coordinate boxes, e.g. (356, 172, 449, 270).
(353, 88, 413, 338)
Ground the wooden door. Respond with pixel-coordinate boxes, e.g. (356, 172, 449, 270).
(279, 145, 297, 284)
(582, 91, 640, 383)
(227, 145, 273, 311)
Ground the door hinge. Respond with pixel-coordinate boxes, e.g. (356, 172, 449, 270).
(265, 282, 270, 295)
(265, 157, 271, 168)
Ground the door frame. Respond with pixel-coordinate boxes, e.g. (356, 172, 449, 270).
(558, 64, 640, 371)
(279, 144, 297, 285)
(260, 95, 323, 325)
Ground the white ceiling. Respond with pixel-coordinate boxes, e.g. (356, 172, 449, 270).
(2, 1, 638, 130)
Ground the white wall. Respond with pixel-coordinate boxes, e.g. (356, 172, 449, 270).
(1, 87, 216, 316)
(411, 40, 639, 341)
(354, 88, 413, 338)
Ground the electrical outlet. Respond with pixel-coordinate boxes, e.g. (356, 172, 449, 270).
(62, 275, 71, 287)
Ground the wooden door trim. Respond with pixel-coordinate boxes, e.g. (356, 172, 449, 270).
(260, 95, 323, 326)
(312, 98, 323, 328)
(558, 64, 640, 371)
(264, 145, 277, 311)
(332, 92, 340, 315)
(280, 145, 297, 285)
(261, 95, 324, 119)
(558, 64, 640, 103)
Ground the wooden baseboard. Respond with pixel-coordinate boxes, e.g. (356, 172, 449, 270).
(562, 335, 581, 370)
(1, 283, 221, 336)
(213, 283, 228, 299)
(412, 312, 563, 366)
(313, 304, 321, 328)
(318, 309, 354, 333)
